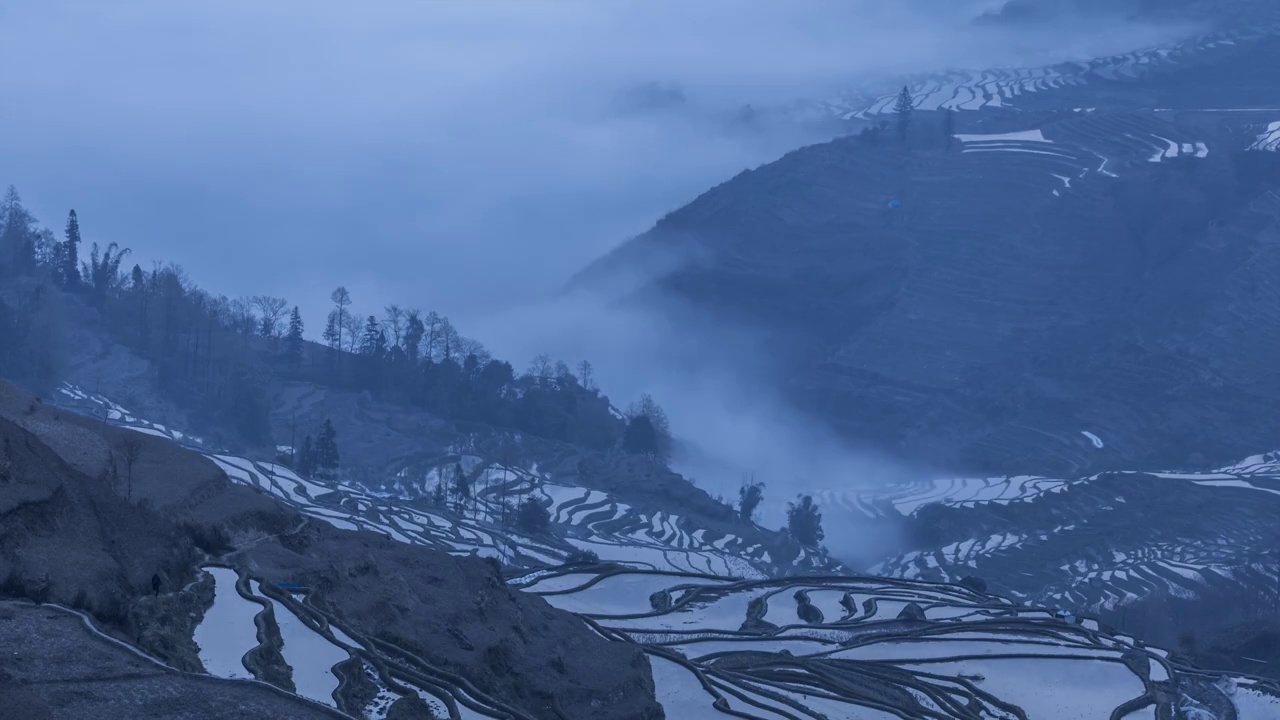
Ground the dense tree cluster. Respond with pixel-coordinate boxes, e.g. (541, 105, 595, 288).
(786, 494, 824, 549)
(622, 394, 673, 461)
(0, 189, 72, 389)
(0, 185, 675, 464)
(289, 285, 663, 456)
(738, 479, 765, 523)
(295, 418, 340, 479)
(514, 496, 551, 534)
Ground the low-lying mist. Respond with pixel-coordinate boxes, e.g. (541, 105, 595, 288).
(0, 1, 1201, 557)
(471, 284, 924, 560)
(0, 1, 1197, 326)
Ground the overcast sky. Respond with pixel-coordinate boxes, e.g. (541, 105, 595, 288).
(0, 0, 1191, 331)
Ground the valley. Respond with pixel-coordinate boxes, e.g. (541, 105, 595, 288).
(2, 2, 1280, 718)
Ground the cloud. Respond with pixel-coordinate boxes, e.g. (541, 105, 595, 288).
(0, 0, 1194, 327)
(470, 286, 927, 562)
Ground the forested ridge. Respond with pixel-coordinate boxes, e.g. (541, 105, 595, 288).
(0, 186, 672, 459)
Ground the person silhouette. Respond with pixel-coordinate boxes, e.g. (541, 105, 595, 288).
(151, 574, 161, 597)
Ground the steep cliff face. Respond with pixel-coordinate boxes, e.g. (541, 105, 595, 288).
(578, 36, 1280, 476)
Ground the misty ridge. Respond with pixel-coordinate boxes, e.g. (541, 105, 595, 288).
(5, 2, 1280, 718)
(0, 0, 1206, 523)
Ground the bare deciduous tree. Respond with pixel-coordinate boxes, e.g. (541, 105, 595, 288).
(439, 317, 460, 364)
(458, 336, 490, 364)
(554, 360, 573, 382)
(119, 437, 142, 501)
(252, 295, 289, 341)
(383, 304, 405, 348)
(230, 296, 257, 337)
(422, 311, 443, 362)
(330, 286, 352, 353)
(528, 354, 553, 380)
(341, 312, 361, 354)
(576, 360, 595, 391)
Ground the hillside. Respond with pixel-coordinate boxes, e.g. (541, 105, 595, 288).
(5, 4, 1280, 716)
(0, 380, 664, 719)
(32, 379, 1280, 718)
(0, 599, 343, 720)
(577, 29, 1280, 478)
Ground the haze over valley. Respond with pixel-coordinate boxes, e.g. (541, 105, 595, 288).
(1, 1, 1279, 718)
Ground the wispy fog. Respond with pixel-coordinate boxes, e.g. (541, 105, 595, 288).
(0, 1, 1197, 543)
(473, 289, 924, 554)
(0, 1, 1192, 322)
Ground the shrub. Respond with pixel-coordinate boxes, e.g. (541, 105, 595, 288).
(565, 549, 599, 564)
(0, 569, 23, 597)
(181, 521, 233, 556)
(514, 497, 550, 534)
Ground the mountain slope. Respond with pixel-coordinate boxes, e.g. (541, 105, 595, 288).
(577, 34, 1280, 477)
(46, 380, 1280, 718)
(0, 380, 664, 720)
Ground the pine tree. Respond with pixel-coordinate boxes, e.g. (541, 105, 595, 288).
(315, 419, 339, 477)
(943, 108, 956, 150)
(322, 312, 339, 349)
(894, 86, 914, 142)
(451, 462, 471, 515)
(253, 296, 288, 341)
(431, 480, 448, 508)
(62, 210, 82, 288)
(360, 315, 382, 356)
(285, 306, 305, 369)
(0, 186, 36, 277)
(296, 434, 315, 476)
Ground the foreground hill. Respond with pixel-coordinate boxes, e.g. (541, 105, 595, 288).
(578, 30, 1280, 477)
(34, 381, 1280, 718)
(0, 380, 664, 719)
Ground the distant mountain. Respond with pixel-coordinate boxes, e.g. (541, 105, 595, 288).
(977, 0, 1274, 24)
(577, 29, 1280, 478)
(774, 1, 1280, 130)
